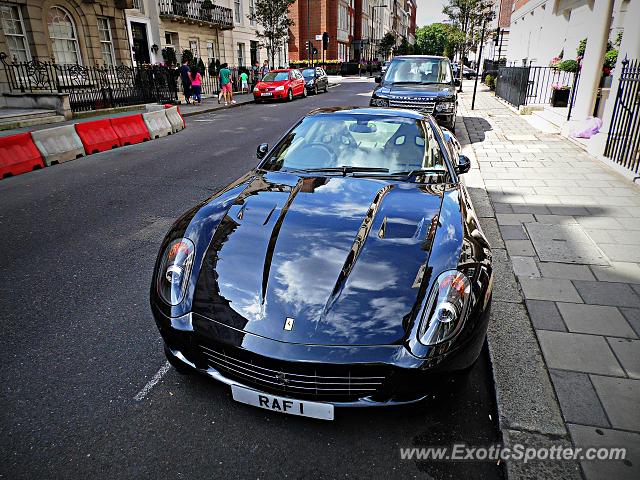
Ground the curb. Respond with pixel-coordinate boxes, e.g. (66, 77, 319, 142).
(455, 108, 583, 480)
(181, 98, 253, 118)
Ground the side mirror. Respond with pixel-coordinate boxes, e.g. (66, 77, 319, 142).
(256, 143, 269, 159)
(454, 78, 461, 87)
(456, 155, 471, 174)
(374, 76, 381, 84)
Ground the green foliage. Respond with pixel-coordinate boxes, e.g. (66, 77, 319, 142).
(577, 38, 587, 58)
(557, 59, 579, 73)
(248, 0, 296, 66)
(201, 0, 214, 9)
(378, 32, 397, 58)
(197, 58, 206, 74)
(396, 37, 413, 55)
(415, 23, 463, 58)
(441, 0, 496, 59)
(604, 49, 618, 69)
(181, 49, 194, 64)
(161, 47, 177, 66)
(208, 60, 217, 76)
(484, 74, 495, 89)
(614, 32, 623, 48)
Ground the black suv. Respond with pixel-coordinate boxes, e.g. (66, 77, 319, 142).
(371, 55, 459, 131)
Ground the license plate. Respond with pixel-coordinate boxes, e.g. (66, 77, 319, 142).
(231, 385, 334, 420)
(261, 92, 273, 96)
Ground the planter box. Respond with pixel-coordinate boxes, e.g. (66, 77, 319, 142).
(551, 89, 570, 107)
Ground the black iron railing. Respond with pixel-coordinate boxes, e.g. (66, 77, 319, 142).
(1, 53, 178, 112)
(604, 58, 640, 175)
(526, 66, 576, 105)
(495, 66, 530, 107)
(158, 0, 234, 30)
(494, 65, 579, 109)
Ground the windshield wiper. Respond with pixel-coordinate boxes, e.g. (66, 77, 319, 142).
(294, 166, 390, 176)
(351, 168, 448, 181)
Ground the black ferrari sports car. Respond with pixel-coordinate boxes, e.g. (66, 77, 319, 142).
(150, 107, 493, 420)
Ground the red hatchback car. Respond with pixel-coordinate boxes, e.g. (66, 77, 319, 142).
(253, 69, 307, 102)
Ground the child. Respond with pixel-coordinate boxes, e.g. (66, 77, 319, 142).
(240, 71, 249, 93)
(189, 66, 202, 104)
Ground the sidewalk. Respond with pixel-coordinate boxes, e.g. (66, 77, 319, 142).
(457, 84, 640, 479)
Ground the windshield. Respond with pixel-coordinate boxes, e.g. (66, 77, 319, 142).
(262, 71, 289, 82)
(262, 114, 447, 176)
(302, 69, 315, 78)
(385, 58, 453, 84)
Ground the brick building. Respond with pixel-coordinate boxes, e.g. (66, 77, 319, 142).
(288, 0, 414, 63)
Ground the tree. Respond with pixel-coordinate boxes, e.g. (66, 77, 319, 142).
(378, 32, 397, 59)
(442, 0, 494, 65)
(415, 23, 463, 58)
(396, 37, 413, 55)
(247, 0, 296, 67)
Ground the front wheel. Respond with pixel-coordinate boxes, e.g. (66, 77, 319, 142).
(287, 89, 293, 102)
(302, 87, 308, 98)
(324, 83, 328, 93)
(314, 85, 318, 95)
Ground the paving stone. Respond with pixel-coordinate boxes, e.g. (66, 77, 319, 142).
(499, 224, 529, 240)
(526, 300, 566, 331)
(576, 216, 625, 229)
(590, 375, 640, 431)
(493, 202, 512, 213)
(512, 256, 540, 278)
(599, 244, 640, 263)
(526, 223, 609, 265)
(621, 308, 640, 337)
(506, 239, 537, 256)
(511, 204, 551, 214)
(557, 303, 636, 337)
(608, 338, 640, 379)
(520, 278, 583, 303)
(568, 424, 640, 480)
(549, 369, 610, 427)
(534, 214, 578, 225)
(573, 281, 640, 308)
(536, 330, 624, 375)
(496, 213, 536, 225)
(548, 205, 591, 216)
(591, 263, 640, 284)
(539, 262, 596, 281)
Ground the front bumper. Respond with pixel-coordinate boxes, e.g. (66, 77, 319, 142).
(152, 301, 490, 407)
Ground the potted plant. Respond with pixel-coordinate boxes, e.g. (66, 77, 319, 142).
(551, 83, 571, 107)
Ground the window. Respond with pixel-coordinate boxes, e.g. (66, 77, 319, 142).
(97, 17, 115, 66)
(250, 40, 259, 65)
(234, 0, 242, 24)
(0, 4, 30, 61)
(338, 4, 348, 31)
(237, 42, 245, 66)
(189, 39, 198, 57)
(48, 6, 81, 65)
(132, 0, 144, 13)
(249, 0, 256, 26)
(206, 41, 214, 62)
(165, 31, 174, 47)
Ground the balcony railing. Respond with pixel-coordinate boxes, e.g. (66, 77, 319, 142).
(158, 0, 234, 30)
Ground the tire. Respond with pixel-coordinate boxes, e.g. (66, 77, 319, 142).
(287, 89, 293, 102)
(164, 346, 194, 375)
(314, 85, 318, 95)
(302, 87, 308, 98)
(324, 83, 328, 93)
(254, 98, 261, 104)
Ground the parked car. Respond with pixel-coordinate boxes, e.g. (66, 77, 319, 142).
(253, 69, 307, 102)
(371, 55, 459, 131)
(463, 66, 477, 79)
(301, 67, 329, 94)
(150, 107, 493, 420)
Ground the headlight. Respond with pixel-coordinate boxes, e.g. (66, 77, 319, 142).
(371, 97, 389, 107)
(418, 270, 471, 345)
(436, 101, 455, 113)
(157, 238, 195, 306)
(275, 85, 285, 91)
(306, 80, 314, 86)
(253, 87, 259, 92)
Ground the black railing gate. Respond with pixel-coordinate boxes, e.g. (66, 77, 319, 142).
(604, 58, 640, 175)
(495, 66, 530, 108)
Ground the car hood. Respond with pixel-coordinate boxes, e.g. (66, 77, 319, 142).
(376, 83, 456, 99)
(257, 80, 289, 88)
(192, 171, 446, 346)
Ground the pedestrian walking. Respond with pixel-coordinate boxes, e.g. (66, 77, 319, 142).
(179, 59, 191, 104)
(260, 60, 270, 79)
(219, 63, 235, 105)
(251, 61, 261, 88)
(189, 66, 202, 104)
(240, 71, 249, 93)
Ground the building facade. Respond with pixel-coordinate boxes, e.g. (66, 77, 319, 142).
(0, 0, 131, 67)
(126, 0, 268, 69)
(287, 0, 415, 63)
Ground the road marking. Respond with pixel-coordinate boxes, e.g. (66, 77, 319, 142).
(134, 361, 171, 401)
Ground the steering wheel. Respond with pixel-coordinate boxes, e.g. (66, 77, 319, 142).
(285, 143, 337, 169)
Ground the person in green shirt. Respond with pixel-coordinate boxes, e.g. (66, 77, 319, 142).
(240, 71, 249, 93)
(219, 63, 235, 105)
